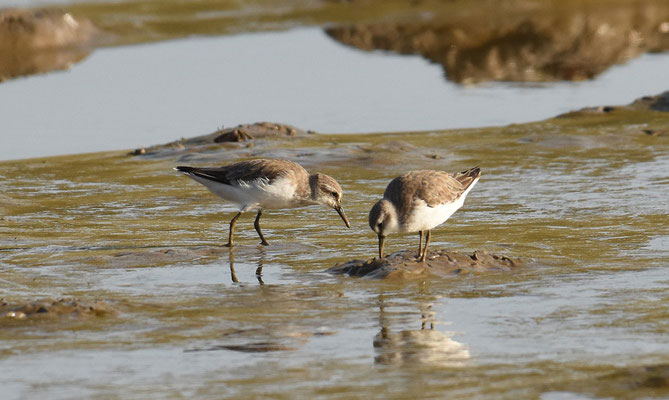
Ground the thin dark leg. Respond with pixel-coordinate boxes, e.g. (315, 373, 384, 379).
(226, 212, 242, 247)
(418, 231, 424, 259)
(419, 230, 431, 263)
(254, 209, 269, 246)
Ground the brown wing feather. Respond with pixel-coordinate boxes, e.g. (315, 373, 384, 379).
(384, 168, 480, 211)
(177, 159, 308, 185)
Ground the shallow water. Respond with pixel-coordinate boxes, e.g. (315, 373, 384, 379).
(1, 105, 669, 398)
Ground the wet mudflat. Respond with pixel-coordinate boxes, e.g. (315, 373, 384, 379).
(1, 94, 669, 398)
(2, 0, 669, 398)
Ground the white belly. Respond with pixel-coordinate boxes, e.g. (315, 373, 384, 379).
(403, 198, 464, 232)
(402, 176, 479, 232)
(190, 176, 302, 211)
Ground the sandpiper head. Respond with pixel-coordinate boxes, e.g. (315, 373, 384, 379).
(309, 173, 350, 228)
(369, 199, 397, 258)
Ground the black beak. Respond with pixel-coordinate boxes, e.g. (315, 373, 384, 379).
(378, 234, 385, 259)
(335, 205, 351, 228)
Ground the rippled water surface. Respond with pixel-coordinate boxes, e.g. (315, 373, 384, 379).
(2, 107, 669, 398)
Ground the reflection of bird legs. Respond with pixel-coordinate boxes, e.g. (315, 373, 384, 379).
(256, 246, 266, 285)
(228, 249, 239, 283)
(377, 295, 389, 340)
(421, 303, 434, 330)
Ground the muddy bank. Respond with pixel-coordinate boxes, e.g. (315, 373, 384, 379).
(328, 249, 522, 280)
(132, 91, 669, 169)
(326, 0, 669, 83)
(0, 8, 100, 81)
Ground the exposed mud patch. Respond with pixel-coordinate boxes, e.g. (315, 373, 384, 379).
(328, 249, 523, 280)
(632, 91, 669, 112)
(559, 91, 669, 118)
(1, 298, 119, 320)
(132, 122, 310, 159)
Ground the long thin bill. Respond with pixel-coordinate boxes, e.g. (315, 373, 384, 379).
(335, 206, 351, 228)
(378, 235, 385, 259)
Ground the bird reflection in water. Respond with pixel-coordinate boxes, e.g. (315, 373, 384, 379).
(228, 248, 264, 285)
(374, 296, 470, 366)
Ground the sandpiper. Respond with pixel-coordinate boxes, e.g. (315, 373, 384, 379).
(175, 159, 350, 246)
(369, 167, 481, 262)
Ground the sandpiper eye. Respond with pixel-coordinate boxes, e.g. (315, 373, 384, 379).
(330, 191, 338, 198)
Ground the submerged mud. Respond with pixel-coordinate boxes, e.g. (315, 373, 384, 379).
(1, 298, 118, 320)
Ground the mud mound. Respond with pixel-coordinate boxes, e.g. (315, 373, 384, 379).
(1, 298, 119, 320)
(328, 249, 522, 279)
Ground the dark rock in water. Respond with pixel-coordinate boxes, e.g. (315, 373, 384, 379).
(328, 249, 522, 279)
(131, 122, 309, 158)
(1, 298, 119, 320)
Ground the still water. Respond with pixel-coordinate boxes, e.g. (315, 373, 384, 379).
(2, 28, 669, 160)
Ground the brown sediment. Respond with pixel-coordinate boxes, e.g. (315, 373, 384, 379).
(328, 249, 523, 280)
(0, 8, 100, 81)
(325, 1, 669, 84)
(1, 298, 119, 320)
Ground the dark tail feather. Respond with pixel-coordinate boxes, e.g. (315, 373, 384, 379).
(174, 165, 230, 184)
(175, 166, 196, 174)
(455, 167, 481, 190)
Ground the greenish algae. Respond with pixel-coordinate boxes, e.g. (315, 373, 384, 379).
(1, 101, 669, 398)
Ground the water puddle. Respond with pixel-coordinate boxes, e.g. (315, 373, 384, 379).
(2, 28, 669, 160)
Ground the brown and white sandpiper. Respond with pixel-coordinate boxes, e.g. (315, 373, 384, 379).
(369, 167, 481, 262)
(175, 159, 350, 247)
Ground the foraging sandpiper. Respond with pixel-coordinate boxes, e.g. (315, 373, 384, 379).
(176, 159, 350, 246)
(369, 167, 481, 262)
